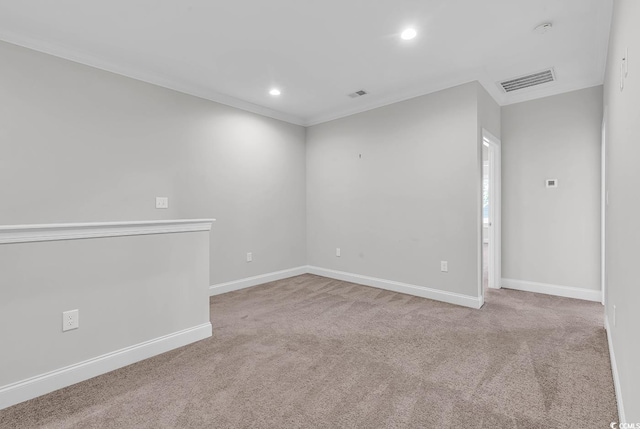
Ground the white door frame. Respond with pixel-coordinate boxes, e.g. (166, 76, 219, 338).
(601, 109, 607, 305)
(482, 129, 502, 292)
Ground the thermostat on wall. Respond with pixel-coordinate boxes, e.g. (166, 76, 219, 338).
(545, 179, 558, 188)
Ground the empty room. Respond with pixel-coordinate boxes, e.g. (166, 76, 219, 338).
(0, 0, 638, 427)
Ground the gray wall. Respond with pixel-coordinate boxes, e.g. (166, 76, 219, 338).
(0, 231, 210, 387)
(501, 86, 603, 291)
(0, 40, 307, 285)
(306, 82, 482, 298)
(477, 84, 501, 140)
(603, 0, 640, 421)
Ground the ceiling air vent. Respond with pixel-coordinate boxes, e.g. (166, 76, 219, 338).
(498, 69, 556, 93)
(348, 89, 368, 98)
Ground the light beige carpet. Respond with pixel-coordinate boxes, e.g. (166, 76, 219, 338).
(0, 274, 617, 428)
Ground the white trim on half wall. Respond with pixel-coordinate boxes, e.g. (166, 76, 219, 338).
(0, 219, 215, 244)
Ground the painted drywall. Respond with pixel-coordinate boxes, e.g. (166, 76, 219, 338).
(603, 0, 640, 421)
(306, 82, 482, 298)
(477, 84, 501, 140)
(0, 40, 307, 285)
(501, 86, 603, 292)
(0, 231, 209, 388)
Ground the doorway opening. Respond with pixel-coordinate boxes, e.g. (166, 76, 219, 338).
(482, 130, 501, 297)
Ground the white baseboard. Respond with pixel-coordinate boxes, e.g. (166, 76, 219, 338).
(605, 315, 626, 424)
(210, 265, 482, 309)
(307, 266, 482, 309)
(0, 322, 212, 411)
(209, 266, 307, 296)
(213, 269, 602, 308)
(501, 278, 602, 302)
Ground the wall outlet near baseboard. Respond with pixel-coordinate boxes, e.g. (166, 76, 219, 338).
(62, 309, 79, 332)
(246, 252, 252, 262)
(336, 248, 341, 257)
(440, 261, 448, 272)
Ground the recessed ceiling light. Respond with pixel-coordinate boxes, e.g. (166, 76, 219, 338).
(401, 28, 417, 40)
(269, 88, 281, 96)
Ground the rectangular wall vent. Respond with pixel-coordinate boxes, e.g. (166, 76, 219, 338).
(498, 69, 556, 93)
(348, 90, 368, 98)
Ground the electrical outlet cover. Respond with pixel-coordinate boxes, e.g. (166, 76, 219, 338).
(62, 309, 79, 331)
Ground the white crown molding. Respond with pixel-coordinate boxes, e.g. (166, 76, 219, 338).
(0, 28, 606, 128)
(0, 322, 212, 411)
(0, 30, 490, 128)
(303, 75, 481, 127)
(0, 219, 215, 244)
(0, 32, 306, 127)
(501, 278, 602, 302)
(302, 77, 605, 127)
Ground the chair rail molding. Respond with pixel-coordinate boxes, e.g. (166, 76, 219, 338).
(0, 219, 216, 245)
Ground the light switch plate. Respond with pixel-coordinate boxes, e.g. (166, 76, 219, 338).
(155, 197, 169, 209)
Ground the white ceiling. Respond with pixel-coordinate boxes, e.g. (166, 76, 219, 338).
(0, 0, 612, 126)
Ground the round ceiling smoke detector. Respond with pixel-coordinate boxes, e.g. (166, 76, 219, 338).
(534, 23, 553, 34)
